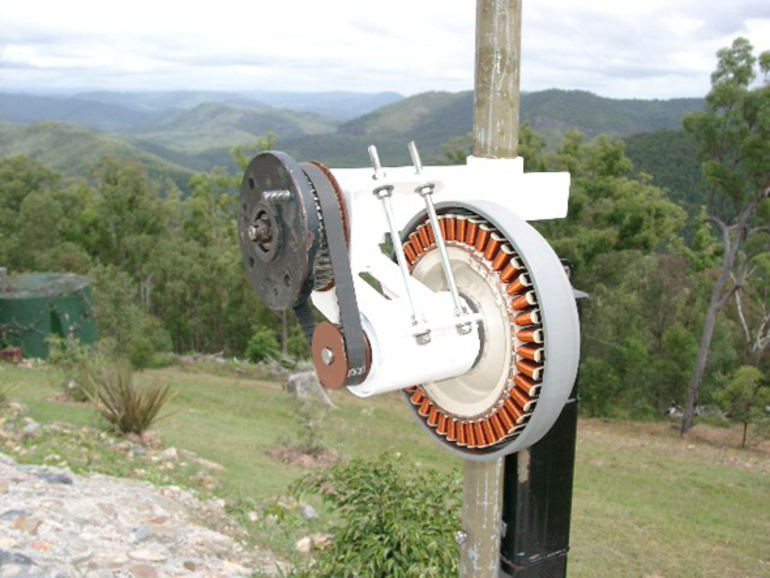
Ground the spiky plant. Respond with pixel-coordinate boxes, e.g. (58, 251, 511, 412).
(93, 362, 176, 436)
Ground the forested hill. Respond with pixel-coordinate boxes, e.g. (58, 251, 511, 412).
(326, 89, 704, 160)
(0, 88, 706, 189)
(0, 122, 194, 189)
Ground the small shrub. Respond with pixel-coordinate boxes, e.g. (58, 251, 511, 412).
(93, 362, 176, 436)
(716, 365, 770, 448)
(245, 327, 280, 363)
(291, 454, 462, 577)
(293, 399, 329, 457)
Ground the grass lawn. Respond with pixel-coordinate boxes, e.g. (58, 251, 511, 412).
(2, 363, 769, 577)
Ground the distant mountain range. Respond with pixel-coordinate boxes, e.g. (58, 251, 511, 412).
(0, 88, 705, 192)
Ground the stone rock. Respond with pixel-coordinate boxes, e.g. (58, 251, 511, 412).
(128, 550, 167, 563)
(310, 533, 333, 550)
(190, 457, 226, 472)
(0, 549, 35, 566)
(159, 447, 178, 461)
(132, 446, 147, 457)
(13, 518, 42, 535)
(130, 564, 158, 578)
(295, 537, 313, 554)
(1, 509, 32, 521)
(35, 471, 73, 485)
(0, 452, 288, 576)
(286, 372, 334, 406)
(300, 505, 317, 520)
(21, 422, 40, 438)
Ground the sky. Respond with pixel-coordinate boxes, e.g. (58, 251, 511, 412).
(1, 0, 769, 99)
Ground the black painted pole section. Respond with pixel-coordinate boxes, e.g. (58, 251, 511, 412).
(499, 294, 584, 577)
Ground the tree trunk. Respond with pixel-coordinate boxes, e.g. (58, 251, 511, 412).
(681, 296, 720, 434)
(742, 422, 748, 449)
(681, 233, 739, 435)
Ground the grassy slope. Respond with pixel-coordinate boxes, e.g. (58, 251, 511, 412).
(4, 364, 769, 577)
(0, 122, 194, 190)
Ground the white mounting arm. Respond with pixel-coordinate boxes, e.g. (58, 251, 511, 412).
(312, 154, 571, 399)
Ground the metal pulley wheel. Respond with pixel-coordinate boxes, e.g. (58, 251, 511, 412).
(400, 202, 580, 458)
(238, 151, 370, 387)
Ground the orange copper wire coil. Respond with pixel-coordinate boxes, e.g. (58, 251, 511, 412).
(503, 398, 527, 424)
(410, 388, 424, 405)
(476, 422, 489, 448)
(418, 398, 432, 417)
(518, 346, 544, 363)
(518, 328, 544, 344)
(427, 223, 436, 244)
(418, 224, 432, 248)
(474, 224, 492, 252)
(492, 245, 514, 271)
(467, 423, 477, 448)
(509, 388, 535, 412)
(404, 242, 418, 265)
(437, 414, 448, 436)
(512, 291, 538, 310)
(506, 273, 532, 296)
(482, 420, 497, 446)
(514, 309, 541, 326)
(410, 231, 425, 253)
(466, 219, 481, 246)
(514, 374, 540, 398)
(427, 406, 440, 427)
(447, 419, 458, 442)
(438, 217, 447, 239)
(490, 413, 507, 439)
(500, 255, 524, 282)
(456, 216, 468, 243)
(498, 405, 517, 430)
(484, 233, 504, 261)
(516, 362, 543, 384)
(457, 423, 467, 446)
(444, 215, 456, 241)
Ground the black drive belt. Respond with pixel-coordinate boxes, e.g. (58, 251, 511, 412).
(299, 163, 368, 386)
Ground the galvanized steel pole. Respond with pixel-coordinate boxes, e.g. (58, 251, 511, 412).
(461, 1, 522, 577)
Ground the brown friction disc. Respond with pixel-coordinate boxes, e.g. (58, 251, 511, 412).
(312, 322, 372, 390)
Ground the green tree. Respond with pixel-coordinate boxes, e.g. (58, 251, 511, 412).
(716, 365, 770, 448)
(680, 38, 770, 435)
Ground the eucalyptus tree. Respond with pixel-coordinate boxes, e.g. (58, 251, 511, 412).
(681, 38, 770, 434)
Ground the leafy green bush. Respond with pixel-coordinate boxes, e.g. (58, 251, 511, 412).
(47, 335, 102, 402)
(93, 362, 176, 436)
(716, 366, 770, 448)
(245, 327, 280, 363)
(291, 454, 462, 577)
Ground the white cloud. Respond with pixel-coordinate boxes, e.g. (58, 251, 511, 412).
(0, 0, 768, 97)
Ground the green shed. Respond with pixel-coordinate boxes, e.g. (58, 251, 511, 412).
(0, 271, 97, 359)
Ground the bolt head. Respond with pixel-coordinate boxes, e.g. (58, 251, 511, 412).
(455, 530, 467, 545)
(321, 347, 335, 366)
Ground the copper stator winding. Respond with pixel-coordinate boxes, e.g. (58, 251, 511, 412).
(403, 212, 546, 450)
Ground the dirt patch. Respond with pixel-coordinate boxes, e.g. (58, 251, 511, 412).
(267, 446, 339, 469)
